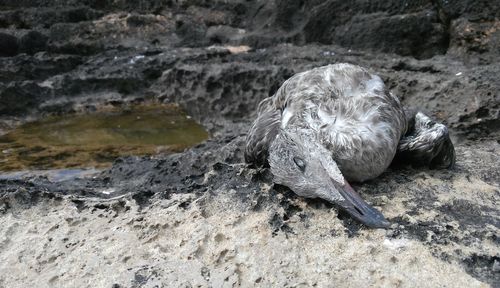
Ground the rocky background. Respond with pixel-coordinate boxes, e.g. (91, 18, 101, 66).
(0, 1, 499, 287)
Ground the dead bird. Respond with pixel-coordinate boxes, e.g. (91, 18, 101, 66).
(245, 63, 455, 228)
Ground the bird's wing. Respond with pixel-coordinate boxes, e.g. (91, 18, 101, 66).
(244, 97, 281, 167)
(396, 112, 455, 169)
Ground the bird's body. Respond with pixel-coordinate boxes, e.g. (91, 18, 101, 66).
(245, 63, 455, 228)
(275, 64, 406, 181)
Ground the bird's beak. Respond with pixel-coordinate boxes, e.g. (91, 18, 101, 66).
(333, 180, 390, 228)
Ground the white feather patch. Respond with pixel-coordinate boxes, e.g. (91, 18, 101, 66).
(365, 75, 384, 93)
(281, 107, 294, 128)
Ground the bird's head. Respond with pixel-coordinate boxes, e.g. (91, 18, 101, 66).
(268, 129, 390, 228)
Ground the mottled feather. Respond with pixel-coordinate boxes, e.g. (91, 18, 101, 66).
(246, 63, 454, 180)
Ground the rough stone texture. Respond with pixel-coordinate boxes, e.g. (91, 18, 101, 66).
(0, 32, 18, 56)
(333, 11, 448, 59)
(0, 1, 499, 287)
(156, 63, 292, 122)
(0, 189, 494, 287)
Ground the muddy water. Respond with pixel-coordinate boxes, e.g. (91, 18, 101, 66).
(0, 104, 208, 171)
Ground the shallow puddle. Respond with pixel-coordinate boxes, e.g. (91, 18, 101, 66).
(0, 104, 208, 171)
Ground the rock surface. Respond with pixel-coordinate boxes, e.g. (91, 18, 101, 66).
(0, 1, 499, 287)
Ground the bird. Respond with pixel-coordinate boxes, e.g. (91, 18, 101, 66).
(245, 63, 455, 228)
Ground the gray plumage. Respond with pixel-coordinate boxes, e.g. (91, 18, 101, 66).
(245, 63, 455, 228)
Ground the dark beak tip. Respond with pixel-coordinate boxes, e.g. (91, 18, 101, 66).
(341, 204, 391, 229)
(353, 210, 391, 229)
(368, 218, 391, 229)
(334, 181, 392, 229)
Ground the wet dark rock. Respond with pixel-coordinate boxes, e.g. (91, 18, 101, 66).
(0, 53, 83, 82)
(174, 16, 209, 47)
(0, 6, 103, 29)
(206, 25, 244, 44)
(185, 5, 234, 27)
(18, 30, 48, 54)
(0, 81, 51, 115)
(245, 0, 451, 59)
(334, 12, 448, 59)
(157, 63, 293, 122)
(301, 0, 434, 42)
(449, 18, 500, 60)
(47, 13, 175, 55)
(0, 32, 18, 56)
(435, 0, 500, 21)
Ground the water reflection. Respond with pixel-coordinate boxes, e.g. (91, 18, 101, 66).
(0, 104, 208, 171)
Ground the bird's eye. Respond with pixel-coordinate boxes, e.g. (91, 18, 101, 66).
(293, 157, 306, 172)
